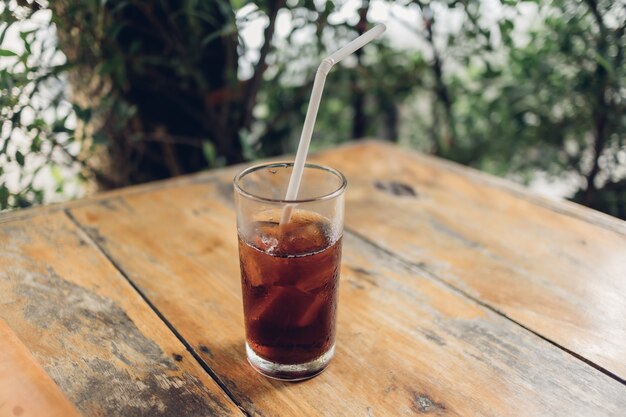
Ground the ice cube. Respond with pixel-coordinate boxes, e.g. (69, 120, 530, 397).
(240, 253, 265, 287)
(296, 293, 327, 327)
(260, 234, 279, 254)
(250, 286, 316, 328)
(250, 286, 287, 322)
(294, 266, 335, 293)
(278, 220, 329, 255)
(240, 236, 281, 287)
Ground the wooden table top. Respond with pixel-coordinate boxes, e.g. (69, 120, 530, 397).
(1, 141, 625, 417)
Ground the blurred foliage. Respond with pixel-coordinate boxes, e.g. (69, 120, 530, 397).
(0, 0, 625, 218)
(436, 0, 625, 217)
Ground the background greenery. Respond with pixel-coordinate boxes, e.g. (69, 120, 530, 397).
(1, 0, 624, 218)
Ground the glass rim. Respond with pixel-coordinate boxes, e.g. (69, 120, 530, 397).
(233, 162, 347, 204)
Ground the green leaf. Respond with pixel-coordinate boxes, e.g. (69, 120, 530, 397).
(230, 0, 245, 11)
(29, 118, 47, 131)
(594, 53, 614, 77)
(50, 63, 73, 75)
(499, 19, 514, 44)
(72, 103, 92, 122)
(15, 193, 32, 209)
(77, 172, 89, 182)
(0, 185, 9, 209)
(19, 29, 38, 41)
(33, 189, 44, 204)
(15, 150, 25, 166)
(447, 34, 456, 47)
(30, 135, 42, 152)
(50, 165, 63, 182)
(0, 49, 18, 57)
(202, 140, 216, 166)
(52, 121, 72, 133)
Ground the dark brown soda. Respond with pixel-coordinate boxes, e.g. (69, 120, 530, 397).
(238, 211, 342, 364)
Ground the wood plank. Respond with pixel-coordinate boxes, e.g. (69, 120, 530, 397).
(311, 141, 626, 381)
(0, 213, 243, 417)
(68, 182, 626, 416)
(0, 318, 81, 417)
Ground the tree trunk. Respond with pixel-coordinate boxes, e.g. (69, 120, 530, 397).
(53, 1, 244, 189)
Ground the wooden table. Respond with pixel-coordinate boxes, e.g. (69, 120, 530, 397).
(1, 141, 625, 417)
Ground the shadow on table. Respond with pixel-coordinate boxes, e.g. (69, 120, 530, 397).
(194, 337, 298, 409)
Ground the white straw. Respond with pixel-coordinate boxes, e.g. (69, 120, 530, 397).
(280, 24, 387, 225)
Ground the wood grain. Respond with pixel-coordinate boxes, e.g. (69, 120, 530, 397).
(311, 141, 626, 381)
(0, 213, 242, 417)
(68, 181, 626, 417)
(0, 319, 81, 417)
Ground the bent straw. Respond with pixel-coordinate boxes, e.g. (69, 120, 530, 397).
(280, 24, 387, 225)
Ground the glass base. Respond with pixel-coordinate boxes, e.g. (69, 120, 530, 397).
(246, 342, 335, 381)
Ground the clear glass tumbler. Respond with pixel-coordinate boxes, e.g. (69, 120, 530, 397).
(233, 162, 346, 381)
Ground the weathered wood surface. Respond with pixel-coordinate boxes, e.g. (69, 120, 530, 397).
(1, 141, 625, 416)
(0, 213, 242, 417)
(68, 178, 626, 416)
(0, 319, 81, 417)
(315, 141, 626, 381)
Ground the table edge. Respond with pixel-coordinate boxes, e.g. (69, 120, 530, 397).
(1, 140, 624, 236)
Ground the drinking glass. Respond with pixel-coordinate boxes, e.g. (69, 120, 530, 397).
(234, 162, 346, 381)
